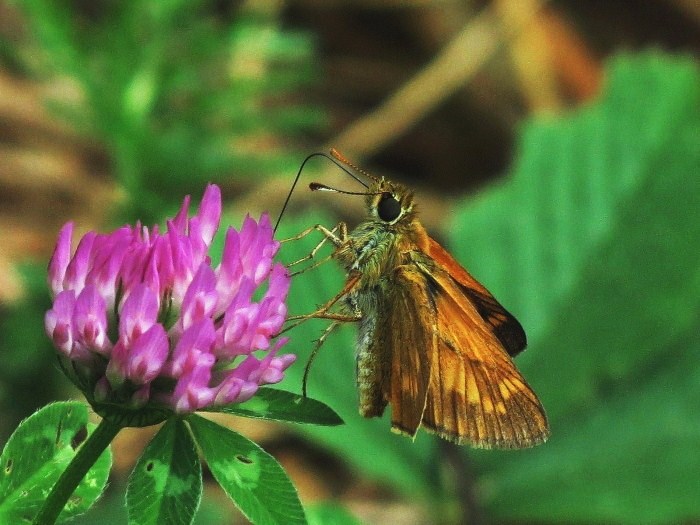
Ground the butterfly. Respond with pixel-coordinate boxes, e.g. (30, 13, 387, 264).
(288, 150, 549, 449)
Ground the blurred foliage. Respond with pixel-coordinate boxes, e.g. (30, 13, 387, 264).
(277, 52, 700, 524)
(307, 503, 362, 525)
(0, 263, 60, 444)
(12, 0, 322, 222)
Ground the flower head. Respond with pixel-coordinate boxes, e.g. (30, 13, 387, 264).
(45, 184, 294, 417)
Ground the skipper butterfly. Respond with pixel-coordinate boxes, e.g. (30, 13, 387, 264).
(288, 150, 549, 449)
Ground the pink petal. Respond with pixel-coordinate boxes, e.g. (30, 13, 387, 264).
(171, 363, 216, 413)
(119, 284, 159, 345)
(167, 226, 196, 305)
(215, 227, 244, 312)
(86, 228, 131, 309)
(179, 264, 218, 331)
(73, 285, 111, 355)
(213, 376, 259, 406)
(63, 230, 97, 294)
(45, 290, 76, 356)
(47, 222, 74, 296)
(261, 353, 296, 384)
(195, 183, 221, 246)
(125, 323, 169, 385)
(166, 318, 216, 377)
(172, 194, 192, 234)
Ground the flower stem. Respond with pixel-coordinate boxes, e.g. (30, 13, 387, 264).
(33, 418, 122, 525)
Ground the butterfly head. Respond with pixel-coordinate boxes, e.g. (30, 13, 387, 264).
(305, 149, 418, 228)
(367, 179, 416, 226)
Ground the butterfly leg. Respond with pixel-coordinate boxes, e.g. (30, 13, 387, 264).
(281, 223, 348, 276)
(280, 221, 347, 246)
(282, 273, 362, 334)
(281, 222, 347, 260)
(301, 320, 341, 397)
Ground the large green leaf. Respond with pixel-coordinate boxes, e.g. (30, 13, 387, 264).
(0, 401, 111, 523)
(17, 0, 320, 223)
(205, 387, 343, 426)
(187, 414, 306, 525)
(127, 419, 202, 525)
(448, 53, 700, 524)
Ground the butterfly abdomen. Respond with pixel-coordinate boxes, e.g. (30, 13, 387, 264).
(349, 284, 391, 419)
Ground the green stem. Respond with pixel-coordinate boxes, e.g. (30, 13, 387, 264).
(33, 418, 122, 525)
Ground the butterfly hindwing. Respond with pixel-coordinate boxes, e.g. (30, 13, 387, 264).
(382, 265, 436, 438)
(418, 257, 549, 448)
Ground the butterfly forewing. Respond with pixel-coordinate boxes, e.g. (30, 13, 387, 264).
(426, 238, 527, 356)
(419, 256, 549, 448)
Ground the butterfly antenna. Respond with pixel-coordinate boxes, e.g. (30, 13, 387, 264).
(274, 151, 369, 234)
(330, 148, 380, 183)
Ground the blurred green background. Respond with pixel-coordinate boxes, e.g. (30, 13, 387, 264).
(0, 1, 699, 524)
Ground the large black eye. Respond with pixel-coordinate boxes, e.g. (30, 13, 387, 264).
(377, 192, 402, 222)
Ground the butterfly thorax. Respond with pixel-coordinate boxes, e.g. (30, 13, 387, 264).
(332, 179, 432, 419)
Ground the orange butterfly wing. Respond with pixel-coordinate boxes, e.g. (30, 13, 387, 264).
(426, 237, 527, 357)
(381, 238, 548, 448)
(424, 273, 548, 447)
(379, 266, 436, 437)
